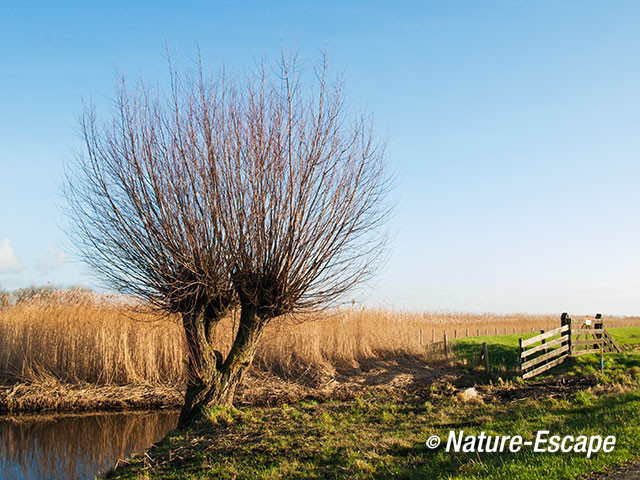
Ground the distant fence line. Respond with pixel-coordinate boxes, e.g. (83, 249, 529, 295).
(420, 325, 558, 352)
(417, 316, 640, 358)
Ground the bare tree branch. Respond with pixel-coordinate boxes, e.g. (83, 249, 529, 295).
(64, 51, 393, 426)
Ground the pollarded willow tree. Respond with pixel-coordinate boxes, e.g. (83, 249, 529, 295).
(65, 52, 392, 426)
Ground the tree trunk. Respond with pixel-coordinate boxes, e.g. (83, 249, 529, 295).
(178, 304, 263, 427)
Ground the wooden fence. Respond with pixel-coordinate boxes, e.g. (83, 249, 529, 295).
(519, 313, 621, 379)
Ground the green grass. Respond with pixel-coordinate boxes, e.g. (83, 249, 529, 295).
(108, 377, 640, 479)
(547, 351, 640, 383)
(608, 327, 640, 346)
(453, 333, 535, 372)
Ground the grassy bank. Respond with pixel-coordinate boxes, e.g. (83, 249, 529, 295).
(107, 353, 640, 479)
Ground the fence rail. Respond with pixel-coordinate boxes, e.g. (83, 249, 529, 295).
(521, 325, 568, 348)
(519, 320, 571, 379)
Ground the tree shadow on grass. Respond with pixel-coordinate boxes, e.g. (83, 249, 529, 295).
(453, 340, 521, 374)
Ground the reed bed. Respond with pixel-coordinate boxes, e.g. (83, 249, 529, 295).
(1, 290, 638, 386)
(0, 292, 184, 385)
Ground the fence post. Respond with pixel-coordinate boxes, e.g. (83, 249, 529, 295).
(419, 328, 423, 346)
(594, 313, 603, 351)
(443, 330, 448, 357)
(518, 338, 523, 374)
(482, 342, 490, 371)
(561, 312, 572, 356)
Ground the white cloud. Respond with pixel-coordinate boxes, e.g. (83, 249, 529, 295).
(0, 238, 25, 274)
(36, 245, 68, 273)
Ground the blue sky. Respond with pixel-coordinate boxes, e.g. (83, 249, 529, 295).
(2, 1, 640, 314)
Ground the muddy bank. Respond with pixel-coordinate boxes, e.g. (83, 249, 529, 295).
(0, 382, 183, 414)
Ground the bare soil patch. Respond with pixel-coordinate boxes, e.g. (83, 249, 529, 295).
(485, 375, 599, 402)
(236, 355, 462, 406)
(583, 459, 640, 480)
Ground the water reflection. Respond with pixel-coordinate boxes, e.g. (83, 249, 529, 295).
(0, 410, 178, 480)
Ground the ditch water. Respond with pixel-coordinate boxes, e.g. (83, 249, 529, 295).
(0, 409, 179, 480)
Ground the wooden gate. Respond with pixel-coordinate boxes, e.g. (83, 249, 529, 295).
(519, 313, 620, 380)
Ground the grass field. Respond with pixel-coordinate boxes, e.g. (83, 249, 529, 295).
(107, 348, 640, 480)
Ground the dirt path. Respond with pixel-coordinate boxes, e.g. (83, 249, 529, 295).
(585, 459, 640, 479)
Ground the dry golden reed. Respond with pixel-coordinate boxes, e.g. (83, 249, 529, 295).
(0, 291, 184, 385)
(1, 290, 638, 386)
